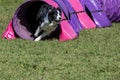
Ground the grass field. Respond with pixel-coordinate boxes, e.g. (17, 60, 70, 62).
(0, 1, 120, 80)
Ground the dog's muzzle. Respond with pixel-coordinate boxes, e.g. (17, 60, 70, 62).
(55, 17, 62, 22)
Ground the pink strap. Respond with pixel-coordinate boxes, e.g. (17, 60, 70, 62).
(44, 0, 58, 8)
(2, 20, 16, 39)
(60, 20, 77, 41)
(69, 0, 84, 12)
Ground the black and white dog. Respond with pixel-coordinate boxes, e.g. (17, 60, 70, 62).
(34, 4, 62, 41)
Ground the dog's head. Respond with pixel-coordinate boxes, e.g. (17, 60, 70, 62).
(48, 7, 62, 22)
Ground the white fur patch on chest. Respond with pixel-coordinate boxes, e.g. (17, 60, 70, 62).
(41, 21, 58, 33)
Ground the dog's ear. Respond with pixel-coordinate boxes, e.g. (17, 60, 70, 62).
(57, 7, 61, 12)
(48, 6, 54, 13)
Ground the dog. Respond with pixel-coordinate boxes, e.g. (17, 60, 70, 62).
(33, 4, 62, 41)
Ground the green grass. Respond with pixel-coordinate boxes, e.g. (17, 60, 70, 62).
(0, 1, 120, 80)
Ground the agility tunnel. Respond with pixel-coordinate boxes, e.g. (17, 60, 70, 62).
(2, 0, 112, 41)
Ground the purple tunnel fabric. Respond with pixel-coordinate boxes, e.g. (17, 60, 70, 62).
(81, 0, 111, 27)
(98, 0, 120, 22)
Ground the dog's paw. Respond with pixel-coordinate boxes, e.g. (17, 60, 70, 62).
(34, 38, 40, 41)
(34, 36, 42, 41)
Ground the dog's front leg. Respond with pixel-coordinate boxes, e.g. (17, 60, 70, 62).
(34, 23, 45, 37)
(34, 33, 48, 41)
(34, 27, 40, 37)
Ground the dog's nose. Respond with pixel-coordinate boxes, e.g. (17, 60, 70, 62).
(59, 17, 62, 20)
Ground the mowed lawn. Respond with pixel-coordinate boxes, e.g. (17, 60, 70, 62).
(0, 1, 120, 80)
